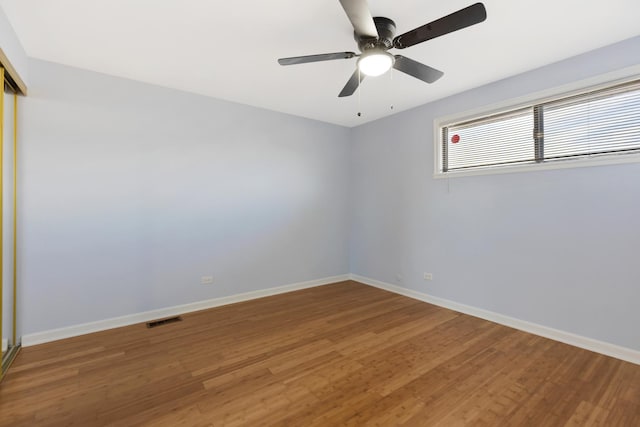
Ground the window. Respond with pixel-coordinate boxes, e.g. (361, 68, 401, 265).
(437, 77, 640, 175)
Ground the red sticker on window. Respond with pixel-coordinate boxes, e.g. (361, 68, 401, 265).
(451, 134, 460, 144)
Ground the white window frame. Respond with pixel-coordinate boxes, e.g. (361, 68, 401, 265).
(433, 65, 640, 179)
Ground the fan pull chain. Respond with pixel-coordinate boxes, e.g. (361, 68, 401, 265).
(390, 67, 394, 111)
(357, 68, 362, 117)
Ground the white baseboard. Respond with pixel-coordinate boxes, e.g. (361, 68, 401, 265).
(350, 274, 640, 366)
(21, 273, 640, 366)
(1, 338, 6, 353)
(22, 274, 350, 347)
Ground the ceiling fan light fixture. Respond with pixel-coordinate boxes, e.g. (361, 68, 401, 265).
(357, 50, 394, 77)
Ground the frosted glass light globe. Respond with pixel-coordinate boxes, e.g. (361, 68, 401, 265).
(357, 50, 394, 77)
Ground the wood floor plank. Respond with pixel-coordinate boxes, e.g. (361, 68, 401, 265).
(1, 281, 638, 426)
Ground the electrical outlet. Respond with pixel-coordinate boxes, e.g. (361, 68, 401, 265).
(423, 273, 433, 281)
(200, 276, 214, 285)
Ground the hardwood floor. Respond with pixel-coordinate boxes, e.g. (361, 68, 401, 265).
(1, 281, 639, 426)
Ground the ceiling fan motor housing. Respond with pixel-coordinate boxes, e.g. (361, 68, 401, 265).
(356, 17, 396, 51)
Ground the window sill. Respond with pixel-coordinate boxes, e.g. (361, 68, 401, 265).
(433, 152, 640, 179)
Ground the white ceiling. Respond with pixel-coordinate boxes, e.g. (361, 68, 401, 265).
(1, 0, 639, 127)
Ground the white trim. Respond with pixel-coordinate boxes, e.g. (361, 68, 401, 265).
(433, 65, 640, 179)
(434, 153, 640, 179)
(1, 338, 7, 353)
(21, 273, 640, 366)
(350, 274, 640, 366)
(22, 274, 350, 347)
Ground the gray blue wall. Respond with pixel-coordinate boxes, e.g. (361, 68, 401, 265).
(0, 6, 28, 84)
(349, 36, 640, 350)
(19, 59, 351, 335)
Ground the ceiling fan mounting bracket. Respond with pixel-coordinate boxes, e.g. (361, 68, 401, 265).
(355, 17, 396, 52)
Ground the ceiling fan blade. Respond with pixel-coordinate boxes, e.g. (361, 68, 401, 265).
(393, 56, 444, 84)
(278, 52, 356, 66)
(393, 2, 487, 49)
(338, 69, 365, 97)
(338, 0, 378, 38)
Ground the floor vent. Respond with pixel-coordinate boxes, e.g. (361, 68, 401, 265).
(146, 316, 182, 328)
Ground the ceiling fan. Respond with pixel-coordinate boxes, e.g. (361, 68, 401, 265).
(278, 0, 487, 97)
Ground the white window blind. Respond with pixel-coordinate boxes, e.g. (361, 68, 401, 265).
(544, 82, 640, 160)
(445, 108, 534, 171)
(440, 78, 640, 173)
